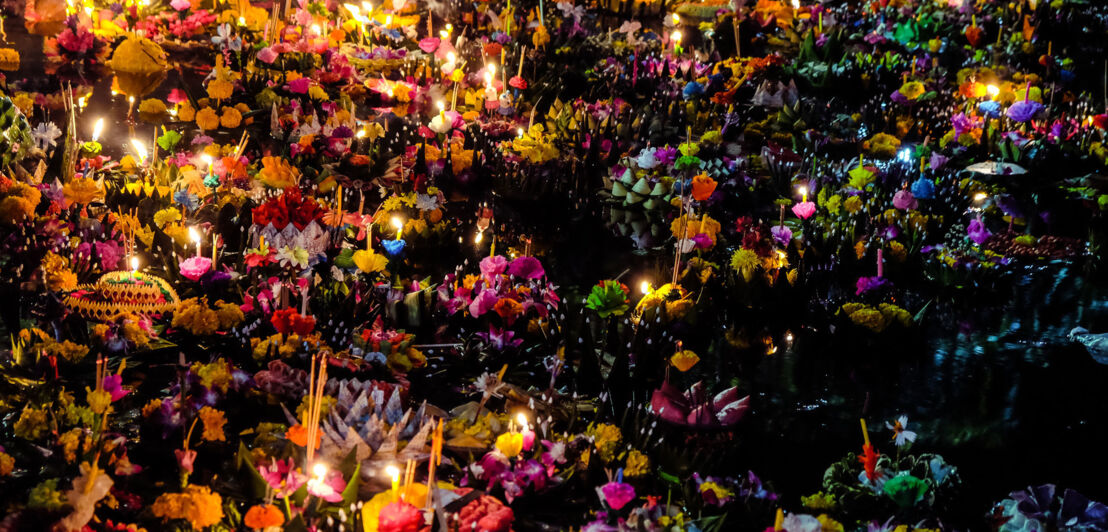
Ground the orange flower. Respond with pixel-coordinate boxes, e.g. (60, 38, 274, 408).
(285, 424, 320, 449)
(690, 174, 717, 201)
(244, 504, 285, 529)
(256, 156, 300, 188)
(493, 297, 524, 324)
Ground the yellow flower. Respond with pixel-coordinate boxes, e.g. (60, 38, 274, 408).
(898, 81, 926, 100)
(495, 432, 524, 458)
(844, 195, 863, 214)
(153, 207, 182, 228)
(670, 349, 700, 372)
(624, 450, 650, 477)
(178, 100, 196, 121)
(730, 248, 760, 281)
(353, 250, 388, 273)
(13, 406, 47, 439)
(256, 156, 300, 188)
(863, 132, 902, 158)
(86, 388, 111, 414)
(818, 514, 845, 532)
(699, 481, 733, 502)
(219, 106, 242, 129)
(12, 92, 33, 116)
(63, 176, 104, 205)
(151, 485, 224, 530)
(195, 107, 220, 131)
(0, 196, 34, 224)
(198, 406, 227, 442)
(215, 301, 244, 329)
(142, 398, 163, 418)
(0, 452, 13, 476)
(139, 98, 167, 115)
(193, 359, 234, 393)
(207, 78, 234, 101)
(586, 423, 622, 463)
(801, 491, 837, 511)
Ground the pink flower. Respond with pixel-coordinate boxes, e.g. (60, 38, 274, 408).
(480, 255, 508, 280)
(791, 201, 816, 220)
(174, 449, 196, 474)
(179, 256, 213, 281)
(259, 458, 307, 498)
(507, 256, 544, 279)
(170, 0, 191, 10)
(600, 481, 636, 510)
(57, 28, 93, 53)
(892, 190, 917, 210)
(418, 37, 441, 53)
(307, 470, 347, 503)
(167, 89, 188, 104)
(286, 78, 311, 94)
(257, 46, 278, 64)
(468, 288, 499, 318)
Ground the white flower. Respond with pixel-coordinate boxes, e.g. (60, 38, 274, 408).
(415, 194, 439, 211)
(276, 246, 309, 270)
(32, 122, 62, 151)
(886, 415, 918, 447)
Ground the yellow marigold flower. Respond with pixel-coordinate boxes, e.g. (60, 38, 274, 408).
(256, 156, 300, 188)
(787, 268, 799, 285)
(586, 423, 622, 463)
(888, 241, 907, 262)
(63, 176, 104, 205)
(206, 78, 234, 100)
(898, 81, 926, 100)
(198, 406, 227, 442)
(195, 107, 220, 131)
(151, 485, 224, 529)
(139, 98, 167, 115)
(353, 250, 388, 273)
(0, 196, 35, 224)
(193, 359, 234, 393)
(863, 132, 902, 159)
(730, 248, 760, 281)
(801, 491, 837, 511)
(844, 195, 863, 214)
(215, 301, 244, 329)
(58, 428, 82, 463)
(142, 398, 163, 418)
(624, 450, 650, 477)
(178, 100, 196, 121)
(14, 406, 48, 439)
(219, 106, 242, 129)
(818, 514, 845, 532)
(0, 452, 13, 476)
(671, 349, 700, 372)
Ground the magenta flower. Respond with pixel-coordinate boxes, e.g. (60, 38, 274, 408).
(179, 256, 212, 281)
(258, 458, 306, 498)
(257, 46, 278, 64)
(507, 256, 545, 279)
(307, 471, 347, 503)
(170, 0, 191, 10)
(892, 190, 917, 210)
(476, 324, 523, 351)
(418, 37, 441, 53)
(468, 288, 499, 317)
(855, 276, 891, 296)
(167, 89, 188, 105)
(791, 201, 816, 220)
(480, 255, 508, 280)
(600, 481, 636, 510)
(286, 77, 311, 94)
(102, 374, 129, 401)
(951, 113, 981, 140)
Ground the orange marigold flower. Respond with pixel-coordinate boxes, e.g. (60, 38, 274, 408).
(243, 504, 285, 529)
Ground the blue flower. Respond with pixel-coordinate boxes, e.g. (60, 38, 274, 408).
(174, 189, 199, 210)
(977, 100, 1001, 119)
(911, 177, 935, 200)
(381, 239, 406, 256)
(682, 81, 705, 100)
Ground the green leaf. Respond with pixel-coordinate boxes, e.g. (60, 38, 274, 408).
(157, 129, 183, 151)
(659, 470, 681, 485)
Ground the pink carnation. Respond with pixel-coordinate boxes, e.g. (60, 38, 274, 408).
(791, 201, 816, 220)
(179, 256, 212, 281)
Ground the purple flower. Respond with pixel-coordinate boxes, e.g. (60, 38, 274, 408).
(599, 481, 636, 510)
(892, 190, 917, 210)
(691, 233, 714, 249)
(468, 288, 499, 317)
(890, 90, 910, 105)
(951, 113, 982, 140)
(856, 275, 891, 295)
(967, 218, 991, 245)
(507, 256, 545, 279)
(771, 225, 793, 246)
(1006, 100, 1043, 123)
(929, 152, 949, 171)
(476, 324, 523, 351)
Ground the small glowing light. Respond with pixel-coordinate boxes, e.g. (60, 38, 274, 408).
(798, 186, 808, 199)
(446, 52, 456, 64)
(445, 23, 452, 32)
(785, 331, 794, 343)
(973, 192, 988, 202)
(343, 3, 360, 15)
(312, 463, 328, 479)
(791, 0, 799, 9)
(640, 281, 650, 294)
(439, 30, 449, 39)
(130, 256, 139, 272)
(91, 118, 104, 142)
(384, 14, 392, 25)
(356, 128, 367, 138)
(361, 1, 372, 11)
(671, 30, 682, 43)
(311, 24, 322, 35)
(517, 128, 524, 137)
(111, 89, 118, 96)
(128, 95, 134, 104)
(84, 6, 91, 15)
(238, 16, 246, 26)
(188, 226, 201, 244)
(200, 153, 213, 168)
(516, 413, 529, 431)
(671, 13, 679, 25)
(986, 84, 1000, 98)
(130, 138, 147, 163)
(390, 216, 403, 231)
(437, 101, 445, 112)
(475, 231, 483, 244)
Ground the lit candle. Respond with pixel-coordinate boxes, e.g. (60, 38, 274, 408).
(188, 226, 201, 258)
(517, 413, 535, 451)
(131, 138, 148, 166)
(91, 118, 104, 142)
(799, 186, 808, 203)
(130, 256, 139, 279)
(385, 465, 401, 500)
(437, 100, 446, 123)
(639, 280, 650, 294)
(391, 216, 403, 239)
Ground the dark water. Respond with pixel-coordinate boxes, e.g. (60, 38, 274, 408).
(7, 14, 1108, 525)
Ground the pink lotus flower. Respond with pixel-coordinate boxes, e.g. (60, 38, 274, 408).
(167, 89, 188, 104)
(600, 481, 636, 510)
(179, 256, 213, 281)
(307, 470, 347, 503)
(791, 201, 816, 219)
(418, 37, 441, 53)
(170, 0, 191, 10)
(258, 458, 306, 498)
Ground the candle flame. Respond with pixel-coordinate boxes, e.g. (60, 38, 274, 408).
(130, 256, 139, 272)
(640, 280, 650, 294)
(390, 216, 403, 231)
(92, 118, 104, 142)
(200, 153, 213, 168)
(671, 30, 682, 43)
(385, 465, 400, 481)
(973, 192, 988, 202)
(188, 226, 200, 244)
(130, 138, 147, 164)
(986, 84, 1000, 98)
(237, 16, 246, 26)
(312, 463, 328, 479)
(343, 3, 359, 15)
(475, 231, 483, 244)
(516, 412, 529, 431)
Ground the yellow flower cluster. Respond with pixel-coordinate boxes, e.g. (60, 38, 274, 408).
(0, 452, 12, 476)
(14, 405, 48, 440)
(151, 485, 224, 530)
(198, 407, 227, 442)
(841, 302, 912, 333)
(192, 359, 234, 393)
(172, 298, 244, 336)
(251, 332, 319, 360)
(0, 180, 41, 224)
(863, 133, 902, 159)
(670, 214, 722, 246)
(256, 156, 301, 189)
(730, 248, 760, 281)
(509, 125, 560, 163)
(586, 423, 622, 463)
(801, 491, 837, 511)
(624, 450, 650, 477)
